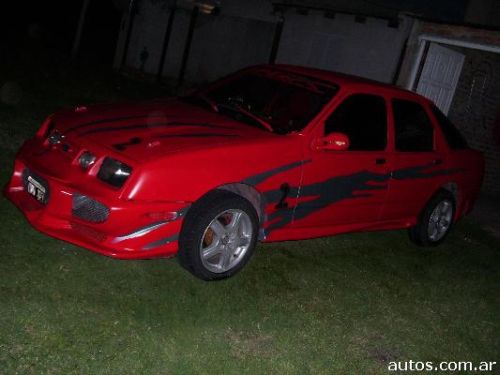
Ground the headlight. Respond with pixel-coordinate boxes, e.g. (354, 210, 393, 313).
(97, 157, 132, 188)
(78, 151, 96, 169)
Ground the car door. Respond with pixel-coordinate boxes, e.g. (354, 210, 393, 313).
(293, 92, 392, 229)
(381, 97, 447, 221)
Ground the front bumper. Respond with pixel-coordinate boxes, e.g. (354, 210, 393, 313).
(4, 151, 188, 259)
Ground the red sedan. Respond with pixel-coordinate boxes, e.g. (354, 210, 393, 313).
(4, 65, 484, 280)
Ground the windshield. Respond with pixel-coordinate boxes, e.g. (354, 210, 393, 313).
(184, 69, 338, 134)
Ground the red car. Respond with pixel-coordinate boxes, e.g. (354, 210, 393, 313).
(5, 65, 483, 280)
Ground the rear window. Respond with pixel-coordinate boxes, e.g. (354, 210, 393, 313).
(431, 105, 469, 150)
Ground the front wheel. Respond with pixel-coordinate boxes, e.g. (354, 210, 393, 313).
(409, 190, 455, 247)
(178, 190, 259, 280)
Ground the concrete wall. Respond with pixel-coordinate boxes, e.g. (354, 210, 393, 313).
(277, 12, 412, 83)
(118, 0, 276, 82)
(125, 0, 173, 74)
(116, 0, 413, 84)
(183, 14, 275, 82)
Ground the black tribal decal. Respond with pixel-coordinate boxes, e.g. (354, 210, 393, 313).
(243, 161, 464, 233)
(118, 162, 463, 248)
(157, 133, 239, 139)
(242, 160, 311, 186)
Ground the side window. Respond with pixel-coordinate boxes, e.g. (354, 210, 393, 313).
(325, 94, 387, 151)
(393, 99, 434, 152)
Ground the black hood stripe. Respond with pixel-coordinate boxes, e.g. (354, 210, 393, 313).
(112, 133, 239, 151)
(76, 121, 233, 137)
(157, 133, 240, 139)
(63, 115, 182, 135)
(113, 137, 142, 151)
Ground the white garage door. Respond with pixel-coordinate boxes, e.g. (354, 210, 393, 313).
(416, 43, 465, 114)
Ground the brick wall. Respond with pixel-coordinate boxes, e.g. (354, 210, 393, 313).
(448, 48, 500, 195)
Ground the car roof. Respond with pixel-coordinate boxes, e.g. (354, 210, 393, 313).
(257, 64, 429, 103)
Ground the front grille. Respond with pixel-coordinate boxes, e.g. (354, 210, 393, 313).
(72, 193, 109, 223)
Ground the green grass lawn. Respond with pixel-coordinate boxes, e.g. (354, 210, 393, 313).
(1, 55, 499, 374)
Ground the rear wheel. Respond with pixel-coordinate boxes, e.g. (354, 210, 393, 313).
(409, 190, 455, 247)
(178, 190, 259, 280)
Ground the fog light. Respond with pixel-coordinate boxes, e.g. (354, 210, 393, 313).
(79, 151, 96, 169)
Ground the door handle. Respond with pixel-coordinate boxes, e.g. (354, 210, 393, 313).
(375, 158, 386, 165)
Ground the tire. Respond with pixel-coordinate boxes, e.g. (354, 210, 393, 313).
(409, 190, 455, 247)
(178, 190, 259, 280)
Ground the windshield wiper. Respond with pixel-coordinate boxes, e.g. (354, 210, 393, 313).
(217, 103, 273, 132)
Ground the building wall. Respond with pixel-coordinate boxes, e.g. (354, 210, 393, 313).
(125, 1, 175, 74)
(116, 0, 412, 84)
(448, 48, 500, 195)
(183, 14, 275, 82)
(395, 19, 423, 90)
(465, 0, 500, 28)
(277, 12, 412, 83)
(396, 20, 500, 194)
(120, 0, 276, 82)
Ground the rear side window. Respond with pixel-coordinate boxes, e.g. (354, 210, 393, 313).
(431, 105, 469, 149)
(325, 94, 387, 151)
(393, 99, 434, 152)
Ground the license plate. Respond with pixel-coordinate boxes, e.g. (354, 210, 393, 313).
(26, 175, 48, 204)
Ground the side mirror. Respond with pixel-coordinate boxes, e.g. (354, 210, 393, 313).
(313, 132, 350, 151)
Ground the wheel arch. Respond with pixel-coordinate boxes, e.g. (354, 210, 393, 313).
(415, 183, 458, 225)
(440, 181, 459, 203)
(439, 181, 461, 220)
(183, 183, 267, 241)
(217, 183, 266, 238)
(177, 187, 261, 280)
(409, 185, 457, 246)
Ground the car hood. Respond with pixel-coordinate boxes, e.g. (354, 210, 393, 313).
(51, 99, 277, 163)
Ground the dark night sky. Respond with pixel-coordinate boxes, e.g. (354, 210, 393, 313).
(0, 0, 122, 62)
